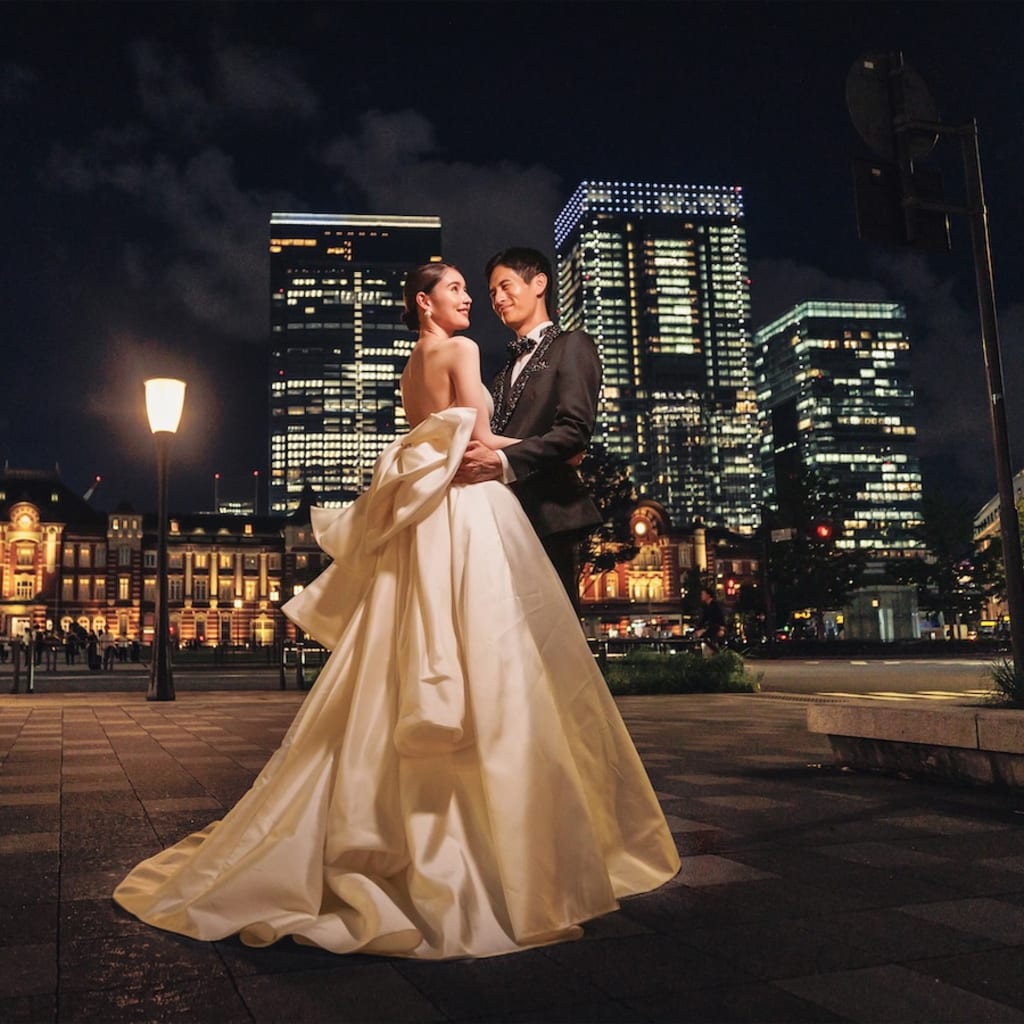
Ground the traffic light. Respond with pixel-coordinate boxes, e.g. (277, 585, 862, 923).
(809, 518, 835, 544)
(846, 52, 951, 253)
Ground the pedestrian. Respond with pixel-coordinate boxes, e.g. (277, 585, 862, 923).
(693, 587, 727, 652)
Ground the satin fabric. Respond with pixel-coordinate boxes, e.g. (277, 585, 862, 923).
(113, 408, 680, 959)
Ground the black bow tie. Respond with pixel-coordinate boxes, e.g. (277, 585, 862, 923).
(507, 335, 537, 359)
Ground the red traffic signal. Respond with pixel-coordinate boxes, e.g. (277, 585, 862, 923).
(810, 518, 835, 542)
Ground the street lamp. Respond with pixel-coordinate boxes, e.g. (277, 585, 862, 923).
(144, 377, 186, 702)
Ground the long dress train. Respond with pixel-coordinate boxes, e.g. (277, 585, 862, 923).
(113, 407, 680, 959)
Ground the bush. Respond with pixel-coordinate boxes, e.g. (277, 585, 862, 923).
(988, 658, 1024, 708)
(599, 648, 760, 696)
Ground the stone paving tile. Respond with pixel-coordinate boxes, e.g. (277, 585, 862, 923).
(677, 917, 889, 982)
(540, 933, 753, 999)
(912, 946, 1024, 1012)
(816, 840, 949, 869)
(59, 931, 229, 994)
(63, 779, 134, 793)
(0, 791, 60, 806)
(2, 690, 1023, 1023)
(898, 896, 1024, 945)
(879, 811, 1014, 835)
(0, 992, 56, 1024)
(981, 854, 1024, 874)
(0, 901, 58, 947)
(624, 982, 848, 1024)
(675, 854, 776, 887)
(396, 948, 610, 1020)
(63, 897, 153, 940)
(140, 796, 223, 812)
(0, 942, 58, 998)
(469, 998, 644, 1022)
(777, 963, 1024, 1023)
(240, 962, 444, 1023)
(57, 978, 252, 1023)
(0, 831, 60, 854)
(790, 905, 1000, 961)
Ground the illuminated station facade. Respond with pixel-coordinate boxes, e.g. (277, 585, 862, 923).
(268, 213, 442, 514)
(0, 468, 325, 650)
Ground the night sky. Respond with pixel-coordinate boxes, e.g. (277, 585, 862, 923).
(3, 1, 1023, 517)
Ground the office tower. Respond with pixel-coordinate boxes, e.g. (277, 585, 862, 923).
(554, 181, 760, 533)
(755, 300, 923, 555)
(268, 213, 442, 514)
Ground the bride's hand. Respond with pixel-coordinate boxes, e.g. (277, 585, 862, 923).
(454, 441, 504, 485)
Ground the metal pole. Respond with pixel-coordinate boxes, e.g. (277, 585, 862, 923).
(27, 632, 35, 693)
(148, 433, 175, 701)
(295, 629, 305, 690)
(10, 636, 21, 694)
(961, 120, 1024, 676)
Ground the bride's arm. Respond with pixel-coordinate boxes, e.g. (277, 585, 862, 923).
(449, 337, 519, 450)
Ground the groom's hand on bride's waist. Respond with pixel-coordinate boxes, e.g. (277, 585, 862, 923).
(454, 441, 504, 485)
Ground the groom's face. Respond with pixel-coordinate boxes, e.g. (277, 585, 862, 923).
(488, 265, 547, 335)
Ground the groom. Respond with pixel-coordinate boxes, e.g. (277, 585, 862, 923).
(454, 247, 602, 614)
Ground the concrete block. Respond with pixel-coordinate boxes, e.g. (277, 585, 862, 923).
(807, 704, 979, 749)
(976, 710, 1024, 755)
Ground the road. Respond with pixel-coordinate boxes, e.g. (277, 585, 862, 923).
(753, 656, 998, 701)
(2, 654, 1003, 703)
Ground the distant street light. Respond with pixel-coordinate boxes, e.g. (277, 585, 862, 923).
(144, 377, 186, 702)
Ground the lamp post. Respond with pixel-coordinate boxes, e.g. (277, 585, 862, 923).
(292, 583, 305, 688)
(144, 377, 186, 702)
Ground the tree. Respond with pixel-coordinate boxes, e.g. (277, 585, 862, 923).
(768, 468, 867, 633)
(969, 495, 1024, 615)
(576, 443, 638, 574)
(885, 491, 989, 631)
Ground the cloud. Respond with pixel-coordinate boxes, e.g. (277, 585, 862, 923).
(216, 44, 320, 118)
(0, 62, 37, 105)
(750, 257, 888, 326)
(323, 110, 565, 362)
(130, 40, 319, 138)
(49, 143, 290, 342)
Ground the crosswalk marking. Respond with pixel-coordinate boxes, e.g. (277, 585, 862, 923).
(818, 688, 996, 702)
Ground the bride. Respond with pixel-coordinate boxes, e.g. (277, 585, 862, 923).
(113, 263, 680, 960)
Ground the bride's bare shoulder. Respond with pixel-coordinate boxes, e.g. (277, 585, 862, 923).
(448, 335, 480, 358)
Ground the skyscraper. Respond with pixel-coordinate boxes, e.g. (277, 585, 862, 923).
(554, 181, 760, 533)
(268, 213, 442, 514)
(755, 300, 923, 556)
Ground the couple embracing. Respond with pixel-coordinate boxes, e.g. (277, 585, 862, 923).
(113, 247, 680, 960)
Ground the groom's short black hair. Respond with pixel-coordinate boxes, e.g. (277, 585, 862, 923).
(485, 247, 553, 302)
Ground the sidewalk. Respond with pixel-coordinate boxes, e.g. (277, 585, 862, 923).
(1, 686, 1023, 1023)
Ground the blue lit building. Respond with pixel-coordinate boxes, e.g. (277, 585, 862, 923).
(268, 213, 442, 514)
(755, 300, 924, 556)
(554, 181, 760, 533)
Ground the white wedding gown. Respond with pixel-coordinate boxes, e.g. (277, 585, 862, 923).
(113, 406, 680, 959)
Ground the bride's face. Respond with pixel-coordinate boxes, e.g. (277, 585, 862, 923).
(423, 268, 472, 333)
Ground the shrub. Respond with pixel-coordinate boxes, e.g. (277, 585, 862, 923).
(600, 648, 760, 696)
(988, 658, 1024, 708)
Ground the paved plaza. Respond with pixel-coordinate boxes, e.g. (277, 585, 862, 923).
(1, 674, 1024, 1022)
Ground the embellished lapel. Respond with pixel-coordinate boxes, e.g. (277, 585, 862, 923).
(490, 323, 561, 435)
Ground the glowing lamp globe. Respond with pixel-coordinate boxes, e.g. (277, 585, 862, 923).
(145, 378, 187, 434)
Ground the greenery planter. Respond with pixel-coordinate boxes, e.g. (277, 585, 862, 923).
(599, 648, 760, 696)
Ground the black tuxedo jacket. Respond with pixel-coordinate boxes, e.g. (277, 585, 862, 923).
(490, 327, 603, 539)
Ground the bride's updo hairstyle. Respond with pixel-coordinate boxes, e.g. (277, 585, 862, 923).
(401, 262, 458, 332)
